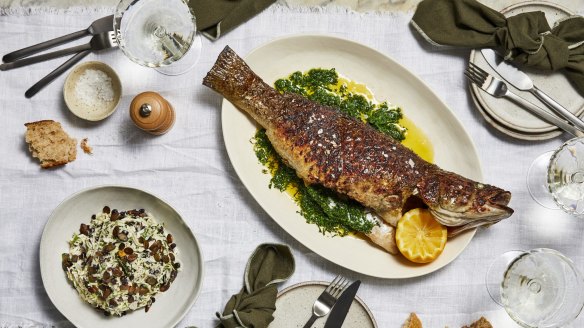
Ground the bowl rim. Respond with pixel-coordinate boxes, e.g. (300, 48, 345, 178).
(39, 184, 205, 328)
(63, 61, 122, 122)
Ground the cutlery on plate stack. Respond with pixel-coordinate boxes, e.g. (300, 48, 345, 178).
(465, 49, 584, 137)
(302, 275, 361, 328)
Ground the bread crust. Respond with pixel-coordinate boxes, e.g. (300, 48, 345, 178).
(462, 317, 493, 328)
(24, 120, 77, 168)
(402, 313, 423, 328)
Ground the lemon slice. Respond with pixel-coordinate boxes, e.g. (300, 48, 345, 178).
(396, 208, 447, 263)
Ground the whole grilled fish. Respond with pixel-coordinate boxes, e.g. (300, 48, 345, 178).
(203, 46, 513, 254)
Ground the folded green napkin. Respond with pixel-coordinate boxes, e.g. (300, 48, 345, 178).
(189, 0, 276, 40)
(216, 243, 295, 328)
(411, 0, 584, 95)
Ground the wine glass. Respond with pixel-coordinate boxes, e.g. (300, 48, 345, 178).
(485, 248, 584, 327)
(527, 137, 584, 215)
(114, 0, 202, 76)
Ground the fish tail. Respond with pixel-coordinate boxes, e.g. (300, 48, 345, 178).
(203, 46, 279, 129)
(203, 46, 257, 97)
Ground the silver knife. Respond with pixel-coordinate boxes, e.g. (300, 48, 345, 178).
(323, 280, 361, 328)
(2, 15, 114, 63)
(480, 48, 584, 132)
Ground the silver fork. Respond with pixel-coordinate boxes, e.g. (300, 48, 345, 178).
(24, 31, 119, 98)
(302, 275, 349, 328)
(465, 62, 583, 137)
(1, 31, 118, 71)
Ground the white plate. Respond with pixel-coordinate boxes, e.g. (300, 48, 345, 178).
(470, 83, 563, 141)
(469, 1, 583, 138)
(39, 185, 204, 328)
(270, 281, 377, 328)
(221, 34, 481, 279)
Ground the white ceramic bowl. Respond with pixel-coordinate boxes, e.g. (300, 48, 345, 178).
(39, 185, 203, 328)
(63, 61, 122, 121)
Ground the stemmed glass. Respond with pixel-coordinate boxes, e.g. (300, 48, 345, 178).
(527, 137, 584, 215)
(113, 0, 202, 76)
(485, 248, 584, 327)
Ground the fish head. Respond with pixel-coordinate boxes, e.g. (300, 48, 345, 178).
(417, 172, 513, 236)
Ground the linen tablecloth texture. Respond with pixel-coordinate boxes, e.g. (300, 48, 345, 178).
(1, 5, 584, 328)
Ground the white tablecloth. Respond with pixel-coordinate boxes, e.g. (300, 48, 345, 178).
(1, 5, 584, 328)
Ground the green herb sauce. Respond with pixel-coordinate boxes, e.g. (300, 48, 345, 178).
(253, 129, 374, 236)
(252, 68, 408, 236)
(274, 68, 406, 141)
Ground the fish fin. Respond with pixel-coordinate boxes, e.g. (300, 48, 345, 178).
(376, 208, 402, 226)
(202, 46, 256, 96)
(366, 222, 398, 254)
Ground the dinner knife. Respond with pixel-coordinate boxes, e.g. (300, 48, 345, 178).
(480, 48, 584, 132)
(323, 280, 361, 328)
(2, 15, 114, 63)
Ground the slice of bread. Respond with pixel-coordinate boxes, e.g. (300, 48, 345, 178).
(402, 313, 423, 328)
(25, 120, 77, 168)
(462, 317, 493, 328)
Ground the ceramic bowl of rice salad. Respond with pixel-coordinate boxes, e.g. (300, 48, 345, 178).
(40, 185, 203, 328)
(61, 206, 179, 316)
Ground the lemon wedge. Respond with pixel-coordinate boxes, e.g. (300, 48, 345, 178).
(396, 208, 447, 263)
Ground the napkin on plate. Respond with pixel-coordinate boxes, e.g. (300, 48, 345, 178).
(216, 243, 295, 328)
(411, 0, 584, 96)
(189, 0, 276, 40)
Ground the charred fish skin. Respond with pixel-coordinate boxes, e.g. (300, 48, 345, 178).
(201, 48, 285, 131)
(203, 46, 513, 243)
(203, 46, 424, 217)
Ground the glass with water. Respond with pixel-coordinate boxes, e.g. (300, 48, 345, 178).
(486, 248, 584, 327)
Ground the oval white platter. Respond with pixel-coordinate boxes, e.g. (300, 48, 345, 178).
(221, 34, 481, 278)
(39, 185, 203, 328)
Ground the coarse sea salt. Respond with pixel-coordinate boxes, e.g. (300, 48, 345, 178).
(74, 69, 114, 109)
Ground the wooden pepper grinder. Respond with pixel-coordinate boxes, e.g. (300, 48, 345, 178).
(130, 91, 175, 135)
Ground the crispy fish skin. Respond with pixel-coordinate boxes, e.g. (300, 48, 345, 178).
(203, 46, 513, 253)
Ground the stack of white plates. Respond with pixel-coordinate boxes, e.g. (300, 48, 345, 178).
(468, 1, 584, 141)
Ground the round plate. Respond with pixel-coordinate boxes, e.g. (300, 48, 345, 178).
(470, 82, 563, 141)
(270, 281, 377, 328)
(39, 185, 204, 328)
(221, 34, 481, 278)
(469, 1, 582, 138)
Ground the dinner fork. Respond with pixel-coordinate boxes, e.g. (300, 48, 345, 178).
(24, 31, 119, 98)
(465, 62, 584, 137)
(1, 31, 118, 71)
(2, 15, 114, 63)
(302, 275, 349, 328)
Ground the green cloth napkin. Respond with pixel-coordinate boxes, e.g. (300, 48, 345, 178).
(216, 244, 295, 328)
(189, 0, 276, 40)
(411, 0, 584, 95)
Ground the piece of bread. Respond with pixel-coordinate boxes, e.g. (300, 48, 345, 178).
(402, 313, 423, 328)
(25, 120, 77, 168)
(80, 138, 93, 154)
(462, 317, 493, 328)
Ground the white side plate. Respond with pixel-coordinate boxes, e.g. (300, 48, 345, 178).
(270, 281, 377, 328)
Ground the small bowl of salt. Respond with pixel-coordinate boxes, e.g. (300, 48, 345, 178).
(64, 61, 122, 121)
